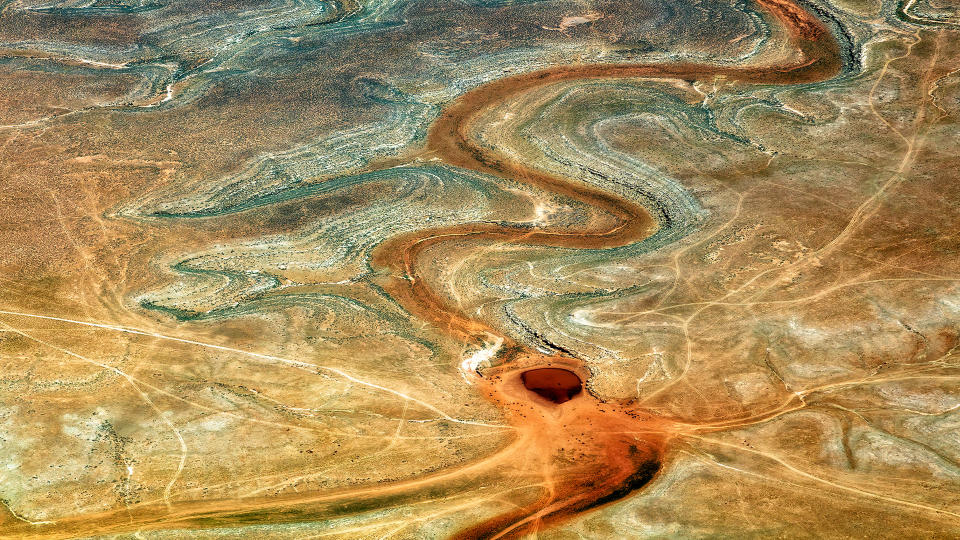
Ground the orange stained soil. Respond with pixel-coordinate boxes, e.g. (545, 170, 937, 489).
(452, 358, 670, 539)
(0, 0, 843, 537)
(367, 0, 842, 536)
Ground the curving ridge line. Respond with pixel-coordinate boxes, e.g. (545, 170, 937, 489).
(371, 0, 841, 352)
(2, 1, 842, 538)
(371, 0, 843, 537)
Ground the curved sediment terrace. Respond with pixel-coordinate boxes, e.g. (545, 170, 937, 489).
(1, 0, 959, 537)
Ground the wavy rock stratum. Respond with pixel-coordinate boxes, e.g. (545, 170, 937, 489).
(1, 0, 959, 537)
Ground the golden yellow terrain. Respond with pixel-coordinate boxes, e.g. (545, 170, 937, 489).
(1, 0, 959, 537)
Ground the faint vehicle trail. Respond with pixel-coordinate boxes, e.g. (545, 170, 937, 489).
(0, 0, 853, 536)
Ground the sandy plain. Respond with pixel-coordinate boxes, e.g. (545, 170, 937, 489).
(1, 0, 959, 537)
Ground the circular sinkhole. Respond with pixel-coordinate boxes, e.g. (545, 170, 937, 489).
(521, 368, 583, 404)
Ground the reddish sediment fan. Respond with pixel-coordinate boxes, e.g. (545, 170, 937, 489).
(449, 355, 672, 539)
(2, 2, 841, 538)
(371, 0, 842, 536)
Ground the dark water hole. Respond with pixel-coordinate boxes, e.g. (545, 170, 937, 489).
(521, 368, 582, 403)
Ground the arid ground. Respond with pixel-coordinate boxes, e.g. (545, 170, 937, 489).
(1, 0, 959, 537)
